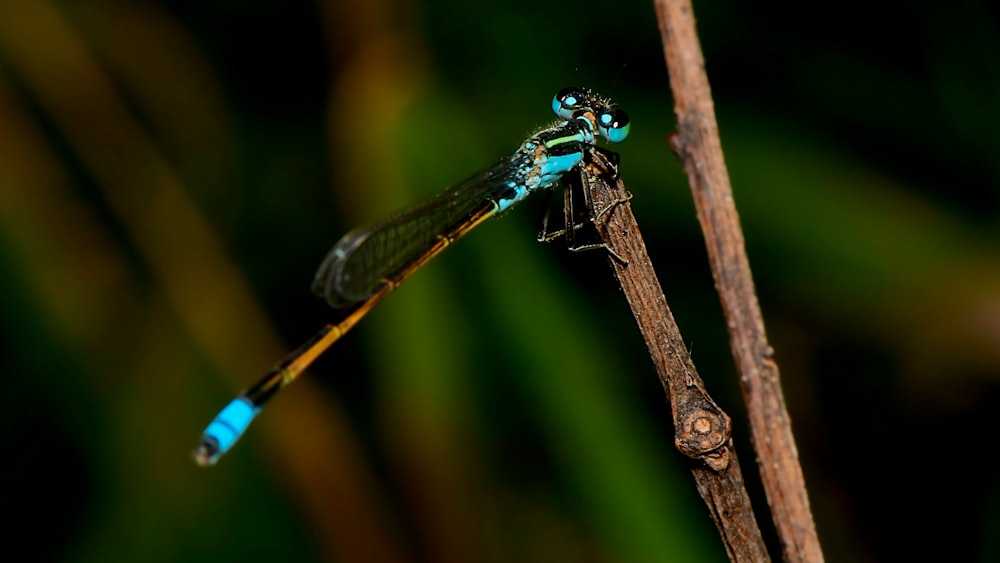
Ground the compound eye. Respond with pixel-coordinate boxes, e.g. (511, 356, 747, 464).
(552, 87, 588, 119)
(599, 109, 630, 143)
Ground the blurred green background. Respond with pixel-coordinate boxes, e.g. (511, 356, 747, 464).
(2, 0, 999, 561)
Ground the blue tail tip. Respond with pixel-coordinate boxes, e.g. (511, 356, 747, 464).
(193, 397, 259, 467)
(193, 437, 222, 467)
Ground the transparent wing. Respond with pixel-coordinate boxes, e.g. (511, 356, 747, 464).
(312, 155, 520, 307)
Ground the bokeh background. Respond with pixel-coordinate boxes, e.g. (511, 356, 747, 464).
(2, 0, 999, 561)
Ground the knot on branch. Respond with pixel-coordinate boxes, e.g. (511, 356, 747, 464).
(675, 403, 732, 471)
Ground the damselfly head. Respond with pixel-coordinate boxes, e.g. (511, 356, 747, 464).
(551, 87, 629, 143)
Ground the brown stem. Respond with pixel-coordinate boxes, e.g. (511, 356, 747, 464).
(652, 0, 825, 561)
(577, 156, 770, 563)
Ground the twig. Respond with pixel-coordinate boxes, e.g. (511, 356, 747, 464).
(653, 0, 825, 561)
(576, 156, 770, 563)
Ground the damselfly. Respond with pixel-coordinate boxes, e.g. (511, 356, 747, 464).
(193, 87, 630, 466)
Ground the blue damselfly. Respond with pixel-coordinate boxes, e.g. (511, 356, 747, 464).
(194, 87, 630, 466)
